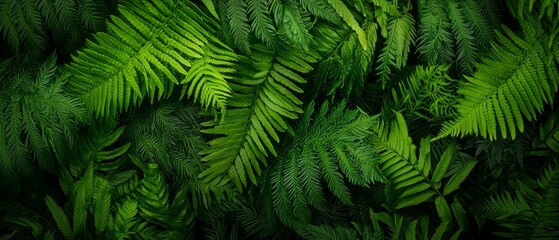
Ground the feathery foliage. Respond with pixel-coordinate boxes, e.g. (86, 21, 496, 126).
(269, 101, 384, 226)
(0, 0, 108, 57)
(3, 0, 559, 239)
(382, 65, 456, 124)
(199, 45, 317, 190)
(65, 0, 237, 117)
(417, 0, 496, 73)
(376, 10, 415, 88)
(371, 112, 476, 211)
(475, 164, 559, 239)
(437, 18, 559, 140)
(312, 20, 378, 99)
(0, 55, 87, 178)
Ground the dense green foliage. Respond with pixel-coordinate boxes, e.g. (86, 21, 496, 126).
(1, 0, 559, 239)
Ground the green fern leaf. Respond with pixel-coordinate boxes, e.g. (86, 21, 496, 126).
(299, 224, 358, 240)
(462, 0, 493, 48)
(371, 112, 443, 210)
(277, 2, 311, 52)
(376, 12, 415, 88)
(201, 0, 219, 19)
(436, 19, 559, 140)
(199, 45, 317, 190)
(417, 0, 455, 66)
(327, 0, 368, 50)
(66, 0, 236, 117)
(298, 0, 341, 24)
(0, 56, 87, 176)
(269, 101, 383, 225)
(446, 0, 478, 73)
(312, 21, 377, 98)
(475, 164, 559, 239)
(443, 158, 476, 195)
(246, 0, 277, 47)
(382, 65, 456, 123)
(93, 177, 112, 233)
(45, 195, 73, 239)
(114, 199, 138, 237)
(0, 0, 47, 55)
(72, 182, 87, 236)
(225, 0, 251, 54)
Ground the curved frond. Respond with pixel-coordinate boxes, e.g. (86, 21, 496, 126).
(199, 45, 317, 190)
(269, 101, 383, 225)
(66, 0, 237, 117)
(382, 65, 456, 123)
(326, 0, 368, 50)
(446, 0, 478, 73)
(312, 21, 377, 98)
(417, 0, 455, 66)
(436, 19, 559, 140)
(0, 55, 88, 176)
(246, 0, 277, 47)
(475, 164, 559, 239)
(376, 12, 415, 88)
(225, 0, 251, 54)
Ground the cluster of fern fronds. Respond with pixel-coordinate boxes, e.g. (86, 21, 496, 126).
(1, 0, 559, 239)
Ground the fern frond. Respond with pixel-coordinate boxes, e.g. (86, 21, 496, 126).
(312, 21, 377, 98)
(114, 199, 139, 238)
(269, 101, 383, 225)
(0, 0, 47, 56)
(372, 112, 475, 210)
(134, 160, 195, 229)
(475, 164, 559, 239)
(93, 177, 112, 233)
(298, 224, 358, 240)
(383, 65, 456, 123)
(326, 0, 368, 50)
(476, 189, 531, 221)
(371, 113, 436, 210)
(436, 19, 559, 140)
(225, 0, 251, 54)
(66, 0, 237, 117)
(417, 0, 455, 66)
(199, 45, 317, 190)
(45, 195, 73, 239)
(246, 0, 277, 47)
(461, 0, 493, 49)
(508, 0, 559, 21)
(298, 0, 341, 24)
(0, 55, 87, 176)
(446, 0, 478, 73)
(0, 0, 107, 56)
(376, 12, 415, 88)
(477, 0, 500, 29)
(77, 0, 107, 31)
(418, 0, 495, 73)
(276, 2, 311, 52)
